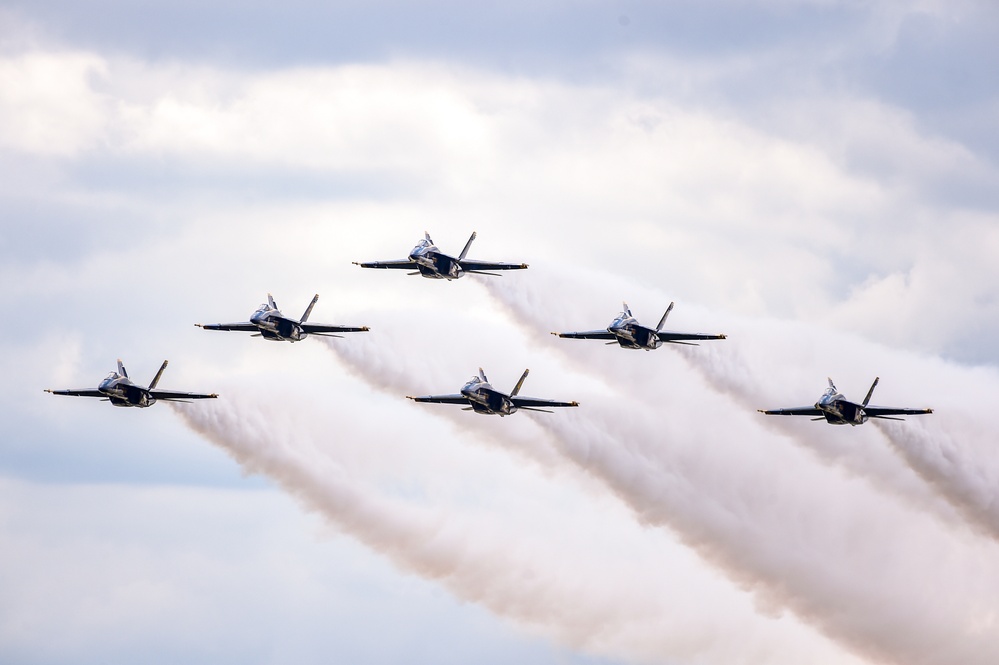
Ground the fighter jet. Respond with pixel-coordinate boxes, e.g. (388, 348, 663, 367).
(196, 294, 369, 342)
(353, 232, 528, 280)
(758, 377, 933, 425)
(553, 302, 726, 350)
(45, 359, 218, 407)
(407, 368, 578, 416)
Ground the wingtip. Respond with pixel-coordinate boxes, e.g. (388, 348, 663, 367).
(361, 326, 370, 331)
(210, 393, 219, 399)
(44, 389, 52, 393)
(194, 323, 203, 328)
(719, 334, 728, 339)
(570, 401, 580, 407)
(405, 396, 415, 401)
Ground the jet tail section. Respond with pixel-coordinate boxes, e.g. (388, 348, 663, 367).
(511, 369, 529, 396)
(863, 377, 880, 407)
(301, 294, 319, 323)
(622, 302, 632, 317)
(267, 294, 278, 310)
(117, 359, 128, 378)
(478, 367, 489, 383)
(459, 231, 477, 261)
(656, 302, 675, 332)
(425, 231, 433, 244)
(149, 360, 169, 389)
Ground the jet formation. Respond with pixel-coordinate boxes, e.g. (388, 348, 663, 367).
(46, 231, 934, 425)
(46, 360, 217, 408)
(759, 378, 933, 425)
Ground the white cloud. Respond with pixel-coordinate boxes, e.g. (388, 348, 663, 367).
(3, 31, 998, 665)
(0, 51, 109, 156)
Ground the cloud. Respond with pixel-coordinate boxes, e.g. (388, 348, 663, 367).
(4, 29, 998, 665)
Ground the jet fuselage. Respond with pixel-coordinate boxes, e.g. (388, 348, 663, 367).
(249, 305, 307, 341)
(98, 373, 155, 407)
(608, 314, 662, 350)
(460, 376, 517, 415)
(814, 387, 867, 425)
(409, 239, 463, 280)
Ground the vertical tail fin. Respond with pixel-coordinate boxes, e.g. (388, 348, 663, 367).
(478, 367, 489, 383)
(301, 294, 319, 323)
(862, 377, 879, 407)
(511, 369, 529, 396)
(425, 231, 433, 244)
(267, 293, 278, 310)
(149, 360, 169, 389)
(656, 302, 675, 332)
(117, 359, 128, 378)
(622, 302, 632, 317)
(459, 231, 477, 261)
(827, 377, 836, 390)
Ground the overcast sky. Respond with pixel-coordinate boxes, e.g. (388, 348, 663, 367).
(2, 2, 998, 664)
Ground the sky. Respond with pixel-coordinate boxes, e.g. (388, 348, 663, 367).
(2, 1, 998, 664)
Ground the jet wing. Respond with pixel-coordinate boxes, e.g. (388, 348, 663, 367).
(150, 390, 219, 401)
(511, 396, 579, 409)
(657, 331, 727, 342)
(865, 406, 934, 417)
(553, 330, 617, 340)
(197, 322, 258, 332)
(458, 260, 528, 273)
(407, 394, 470, 404)
(758, 407, 824, 416)
(353, 259, 415, 270)
(301, 324, 370, 335)
(45, 389, 105, 398)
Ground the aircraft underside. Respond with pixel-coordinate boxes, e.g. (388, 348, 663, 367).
(822, 401, 865, 425)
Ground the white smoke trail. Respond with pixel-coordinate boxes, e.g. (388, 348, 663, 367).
(876, 407, 999, 541)
(169, 393, 868, 665)
(453, 272, 999, 664)
(321, 317, 999, 664)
